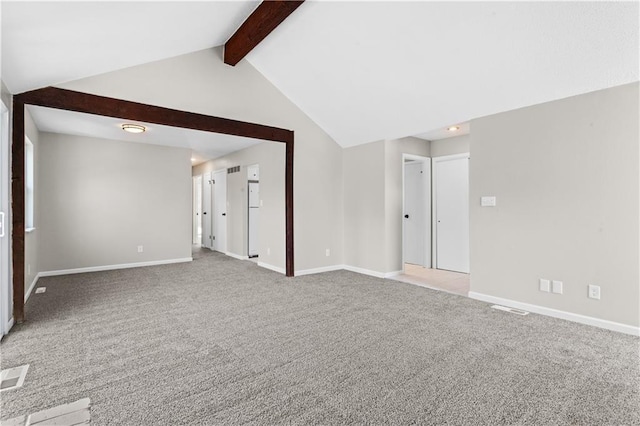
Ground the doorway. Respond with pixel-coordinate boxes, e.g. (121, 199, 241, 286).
(200, 170, 227, 253)
(1, 100, 10, 337)
(192, 175, 202, 245)
(433, 154, 469, 274)
(402, 155, 431, 268)
(396, 152, 470, 296)
(212, 170, 227, 253)
(247, 164, 259, 259)
(202, 172, 213, 249)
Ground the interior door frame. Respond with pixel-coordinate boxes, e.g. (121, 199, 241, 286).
(431, 153, 470, 270)
(401, 153, 431, 272)
(211, 169, 227, 254)
(192, 175, 202, 245)
(11, 86, 295, 324)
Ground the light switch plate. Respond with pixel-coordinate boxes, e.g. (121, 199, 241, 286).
(539, 279, 550, 292)
(481, 196, 496, 207)
(552, 280, 563, 294)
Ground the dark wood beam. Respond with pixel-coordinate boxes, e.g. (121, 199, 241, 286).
(285, 139, 294, 277)
(11, 97, 25, 323)
(11, 86, 296, 323)
(224, 0, 305, 66)
(17, 87, 293, 143)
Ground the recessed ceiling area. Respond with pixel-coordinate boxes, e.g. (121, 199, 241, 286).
(28, 106, 264, 165)
(415, 123, 470, 142)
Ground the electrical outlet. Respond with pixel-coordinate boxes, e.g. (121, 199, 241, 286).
(588, 285, 601, 300)
(137, 245, 143, 253)
(267, 247, 271, 255)
(552, 280, 563, 294)
(539, 279, 550, 292)
(325, 249, 330, 257)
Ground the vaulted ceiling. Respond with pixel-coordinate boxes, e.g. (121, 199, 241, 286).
(2, 1, 638, 152)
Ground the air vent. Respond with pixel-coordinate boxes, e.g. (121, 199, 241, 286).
(0, 364, 29, 392)
(3, 397, 91, 425)
(227, 165, 240, 174)
(35, 287, 46, 294)
(491, 305, 529, 316)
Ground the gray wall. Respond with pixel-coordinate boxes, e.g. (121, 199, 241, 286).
(193, 142, 285, 269)
(60, 47, 344, 273)
(430, 134, 470, 157)
(38, 133, 192, 272)
(470, 82, 639, 327)
(343, 140, 386, 272)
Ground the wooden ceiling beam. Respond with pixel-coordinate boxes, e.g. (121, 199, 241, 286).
(224, 0, 305, 66)
(17, 87, 293, 143)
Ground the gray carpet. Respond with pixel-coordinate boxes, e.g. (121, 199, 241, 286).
(1, 249, 639, 425)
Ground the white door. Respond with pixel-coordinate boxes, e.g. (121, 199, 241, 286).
(248, 181, 259, 257)
(212, 170, 227, 253)
(1, 100, 11, 337)
(434, 155, 469, 273)
(403, 161, 430, 266)
(202, 172, 213, 249)
(192, 176, 203, 245)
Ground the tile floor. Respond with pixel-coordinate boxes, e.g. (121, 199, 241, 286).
(390, 264, 470, 296)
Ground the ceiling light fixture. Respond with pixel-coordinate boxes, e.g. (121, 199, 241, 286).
(122, 124, 146, 134)
(447, 126, 460, 132)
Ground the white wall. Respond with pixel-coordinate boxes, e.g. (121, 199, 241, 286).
(59, 47, 343, 273)
(24, 108, 39, 292)
(470, 82, 639, 327)
(1, 81, 13, 328)
(193, 142, 285, 269)
(38, 133, 192, 272)
(430, 134, 470, 157)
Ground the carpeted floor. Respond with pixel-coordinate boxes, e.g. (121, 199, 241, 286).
(1, 249, 639, 425)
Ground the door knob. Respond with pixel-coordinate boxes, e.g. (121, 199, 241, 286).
(404, 214, 409, 219)
(203, 212, 207, 215)
(222, 213, 226, 216)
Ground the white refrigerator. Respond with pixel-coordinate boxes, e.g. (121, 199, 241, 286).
(248, 181, 259, 257)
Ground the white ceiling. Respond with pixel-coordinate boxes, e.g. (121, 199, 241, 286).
(247, 1, 639, 147)
(2, 1, 639, 151)
(28, 106, 264, 165)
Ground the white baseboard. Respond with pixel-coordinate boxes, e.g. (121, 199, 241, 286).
(295, 265, 344, 276)
(3, 318, 15, 337)
(343, 265, 401, 279)
(343, 265, 386, 278)
(39, 258, 193, 277)
(469, 291, 640, 337)
(384, 270, 403, 278)
(24, 273, 40, 302)
(225, 252, 249, 261)
(257, 262, 286, 275)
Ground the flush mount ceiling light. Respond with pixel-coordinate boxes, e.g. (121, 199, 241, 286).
(447, 126, 460, 132)
(121, 124, 146, 134)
